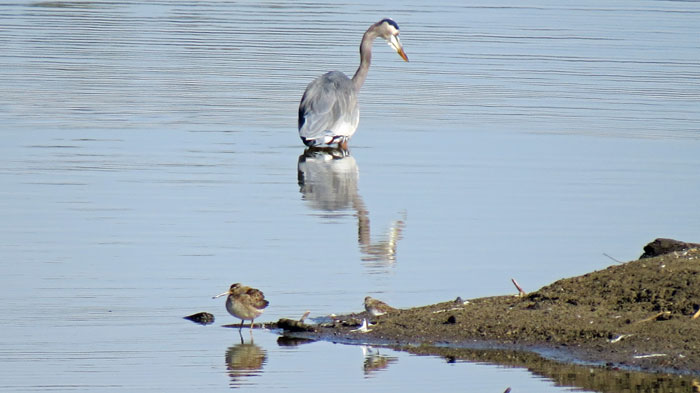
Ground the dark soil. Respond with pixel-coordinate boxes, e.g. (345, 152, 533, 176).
(277, 243, 700, 376)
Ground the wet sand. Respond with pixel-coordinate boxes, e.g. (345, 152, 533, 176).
(277, 243, 700, 375)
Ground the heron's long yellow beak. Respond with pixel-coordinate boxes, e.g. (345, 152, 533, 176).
(397, 47, 408, 62)
(389, 35, 409, 62)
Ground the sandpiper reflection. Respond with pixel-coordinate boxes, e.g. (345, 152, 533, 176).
(225, 336, 267, 388)
(361, 345, 398, 376)
(297, 147, 406, 267)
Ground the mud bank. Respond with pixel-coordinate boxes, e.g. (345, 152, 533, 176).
(277, 241, 700, 376)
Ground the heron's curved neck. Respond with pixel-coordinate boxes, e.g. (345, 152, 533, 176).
(352, 29, 379, 91)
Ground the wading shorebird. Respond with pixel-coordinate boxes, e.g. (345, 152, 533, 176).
(298, 18, 408, 150)
(213, 283, 269, 331)
(364, 296, 397, 317)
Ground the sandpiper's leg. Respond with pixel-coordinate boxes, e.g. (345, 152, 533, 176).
(250, 319, 255, 329)
(239, 320, 244, 331)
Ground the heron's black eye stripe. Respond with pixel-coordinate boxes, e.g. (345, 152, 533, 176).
(381, 18, 400, 30)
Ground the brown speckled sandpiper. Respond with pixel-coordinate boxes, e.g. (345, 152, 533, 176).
(364, 296, 396, 317)
(213, 283, 269, 330)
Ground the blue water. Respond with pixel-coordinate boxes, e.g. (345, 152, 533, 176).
(1, 0, 699, 391)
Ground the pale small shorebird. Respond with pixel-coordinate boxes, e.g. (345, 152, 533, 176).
(364, 296, 397, 317)
(213, 283, 269, 331)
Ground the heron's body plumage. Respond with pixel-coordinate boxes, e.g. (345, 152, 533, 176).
(298, 71, 359, 146)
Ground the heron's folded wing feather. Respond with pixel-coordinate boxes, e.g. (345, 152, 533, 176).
(299, 72, 358, 141)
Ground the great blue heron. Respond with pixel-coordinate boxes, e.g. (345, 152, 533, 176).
(298, 19, 409, 150)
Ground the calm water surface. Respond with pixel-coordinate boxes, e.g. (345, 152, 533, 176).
(1, 0, 699, 391)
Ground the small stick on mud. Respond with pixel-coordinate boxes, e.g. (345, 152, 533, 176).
(602, 253, 623, 264)
(511, 278, 526, 297)
(635, 311, 671, 324)
(632, 353, 667, 359)
(692, 308, 700, 320)
(609, 334, 633, 343)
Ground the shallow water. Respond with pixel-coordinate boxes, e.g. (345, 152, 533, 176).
(1, 0, 700, 391)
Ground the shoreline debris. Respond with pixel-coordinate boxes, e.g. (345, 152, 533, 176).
(511, 278, 526, 297)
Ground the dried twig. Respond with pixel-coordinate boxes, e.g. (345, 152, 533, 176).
(511, 278, 526, 297)
(602, 253, 623, 264)
(432, 307, 464, 314)
(632, 353, 667, 359)
(692, 309, 700, 320)
(609, 334, 634, 343)
(635, 311, 670, 324)
(299, 310, 310, 322)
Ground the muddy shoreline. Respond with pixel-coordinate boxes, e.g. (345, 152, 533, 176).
(275, 240, 700, 376)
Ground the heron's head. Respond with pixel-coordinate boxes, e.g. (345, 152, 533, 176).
(376, 18, 408, 62)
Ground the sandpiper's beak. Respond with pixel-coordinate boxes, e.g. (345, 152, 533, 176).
(212, 291, 229, 299)
(388, 34, 408, 62)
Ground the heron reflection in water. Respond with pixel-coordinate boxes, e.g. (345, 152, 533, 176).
(225, 335, 267, 388)
(298, 18, 408, 150)
(297, 147, 406, 267)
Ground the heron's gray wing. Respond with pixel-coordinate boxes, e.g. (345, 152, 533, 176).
(298, 71, 359, 141)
